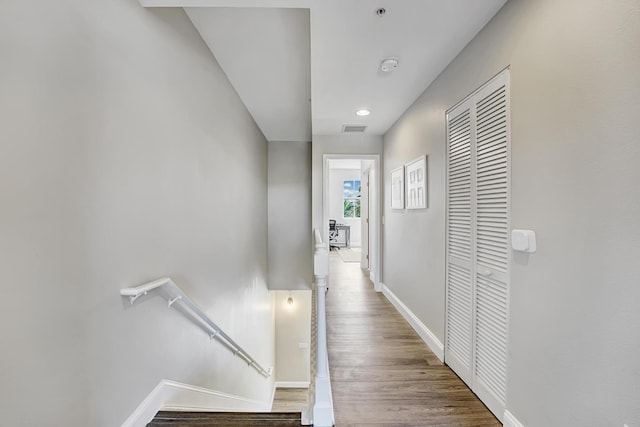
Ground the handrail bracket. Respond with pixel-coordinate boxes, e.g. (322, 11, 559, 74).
(129, 291, 147, 305)
(167, 295, 182, 307)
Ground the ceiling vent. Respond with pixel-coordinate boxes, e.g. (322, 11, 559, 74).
(342, 125, 367, 133)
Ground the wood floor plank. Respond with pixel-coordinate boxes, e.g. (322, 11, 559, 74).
(271, 388, 308, 413)
(148, 411, 302, 426)
(326, 253, 500, 426)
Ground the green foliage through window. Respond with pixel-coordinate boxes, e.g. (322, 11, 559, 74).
(343, 180, 361, 218)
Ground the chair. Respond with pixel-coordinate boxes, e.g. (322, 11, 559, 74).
(329, 219, 339, 251)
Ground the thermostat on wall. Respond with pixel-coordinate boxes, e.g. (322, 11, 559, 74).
(511, 229, 536, 253)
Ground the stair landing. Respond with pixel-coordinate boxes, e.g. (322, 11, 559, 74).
(147, 411, 302, 426)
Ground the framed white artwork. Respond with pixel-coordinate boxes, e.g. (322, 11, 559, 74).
(405, 155, 427, 209)
(390, 167, 404, 210)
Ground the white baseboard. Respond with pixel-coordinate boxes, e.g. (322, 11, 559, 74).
(121, 379, 268, 427)
(503, 410, 525, 427)
(381, 283, 444, 362)
(275, 381, 310, 388)
(269, 382, 277, 412)
(121, 379, 168, 427)
(371, 272, 382, 292)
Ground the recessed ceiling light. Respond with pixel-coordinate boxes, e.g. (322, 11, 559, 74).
(355, 109, 371, 117)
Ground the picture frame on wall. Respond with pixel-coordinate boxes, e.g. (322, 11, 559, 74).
(405, 155, 428, 209)
(390, 167, 404, 210)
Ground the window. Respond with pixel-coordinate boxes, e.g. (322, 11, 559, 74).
(343, 179, 361, 218)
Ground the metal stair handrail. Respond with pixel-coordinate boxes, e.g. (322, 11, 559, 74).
(120, 277, 272, 378)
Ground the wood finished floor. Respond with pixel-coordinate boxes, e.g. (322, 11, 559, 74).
(272, 388, 309, 413)
(326, 253, 501, 426)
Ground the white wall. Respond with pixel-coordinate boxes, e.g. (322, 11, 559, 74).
(268, 141, 312, 290)
(328, 168, 362, 247)
(383, 0, 640, 425)
(0, 2, 274, 426)
(274, 290, 312, 384)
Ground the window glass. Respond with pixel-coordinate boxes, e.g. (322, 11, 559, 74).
(343, 180, 361, 218)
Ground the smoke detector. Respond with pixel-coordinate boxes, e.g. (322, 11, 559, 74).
(380, 57, 399, 73)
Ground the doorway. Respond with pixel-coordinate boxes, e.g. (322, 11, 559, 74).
(323, 155, 380, 291)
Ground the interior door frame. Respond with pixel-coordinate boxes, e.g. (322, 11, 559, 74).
(323, 154, 381, 292)
(361, 168, 371, 271)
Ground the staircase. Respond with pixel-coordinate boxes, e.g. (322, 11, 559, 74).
(147, 411, 303, 426)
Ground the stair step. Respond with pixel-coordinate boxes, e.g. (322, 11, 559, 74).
(147, 411, 303, 426)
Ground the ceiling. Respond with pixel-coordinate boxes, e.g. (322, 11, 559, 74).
(140, 0, 508, 141)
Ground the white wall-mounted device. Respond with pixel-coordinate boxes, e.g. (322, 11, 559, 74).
(380, 57, 399, 72)
(511, 229, 536, 253)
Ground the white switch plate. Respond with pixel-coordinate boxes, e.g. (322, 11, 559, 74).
(511, 229, 536, 253)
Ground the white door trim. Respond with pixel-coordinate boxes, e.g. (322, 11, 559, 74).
(323, 154, 381, 292)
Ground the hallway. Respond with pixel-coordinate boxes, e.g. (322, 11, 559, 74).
(326, 252, 501, 426)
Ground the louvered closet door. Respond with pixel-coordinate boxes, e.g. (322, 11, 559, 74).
(472, 73, 510, 418)
(445, 99, 474, 386)
(445, 69, 510, 422)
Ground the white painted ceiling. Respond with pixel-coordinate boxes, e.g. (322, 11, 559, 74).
(141, 0, 508, 141)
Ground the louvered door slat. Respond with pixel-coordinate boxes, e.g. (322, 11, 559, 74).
(477, 220, 507, 228)
(450, 141, 471, 154)
(450, 232, 471, 242)
(477, 195, 507, 202)
(450, 181, 472, 190)
(477, 112, 505, 129)
(449, 160, 471, 171)
(477, 174, 506, 185)
(477, 134, 507, 151)
(477, 233, 507, 244)
(477, 120, 506, 137)
(477, 151, 507, 166)
(478, 246, 508, 259)
(478, 140, 507, 154)
(476, 88, 505, 114)
(477, 122, 506, 140)
(477, 165, 507, 178)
